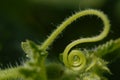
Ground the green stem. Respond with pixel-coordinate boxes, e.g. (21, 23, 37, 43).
(62, 9, 110, 69)
(40, 9, 110, 51)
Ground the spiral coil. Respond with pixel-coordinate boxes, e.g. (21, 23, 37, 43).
(40, 9, 110, 72)
(61, 9, 110, 71)
(66, 50, 86, 71)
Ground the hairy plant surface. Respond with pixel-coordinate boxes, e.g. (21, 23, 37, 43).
(0, 9, 120, 80)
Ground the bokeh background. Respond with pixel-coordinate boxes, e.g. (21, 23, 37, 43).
(0, 0, 120, 80)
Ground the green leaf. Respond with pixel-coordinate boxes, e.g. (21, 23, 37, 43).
(94, 38, 120, 57)
(20, 40, 48, 80)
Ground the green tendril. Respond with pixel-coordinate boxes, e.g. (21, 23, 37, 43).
(40, 9, 110, 51)
(0, 8, 116, 80)
(40, 10, 110, 71)
(62, 9, 110, 71)
(40, 9, 110, 71)
(68, 50, 86, 71)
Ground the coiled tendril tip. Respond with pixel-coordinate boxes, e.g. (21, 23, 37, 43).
(40, 9, 110, 71)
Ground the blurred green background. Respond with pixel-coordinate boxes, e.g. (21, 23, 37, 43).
(0, 0, 120, 80)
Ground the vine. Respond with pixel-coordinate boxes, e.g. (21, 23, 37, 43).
(41, 9, 110, 50)
(0, 9, 120, 80)
(41, 9, 110, 71)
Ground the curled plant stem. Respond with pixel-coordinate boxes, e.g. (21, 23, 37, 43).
(0, 9, 111, 80)
(63, 10, 110, 70)
(67, 50, 86, 71)
(40, 9, 110, 71)
(40, 9, 110, 51)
